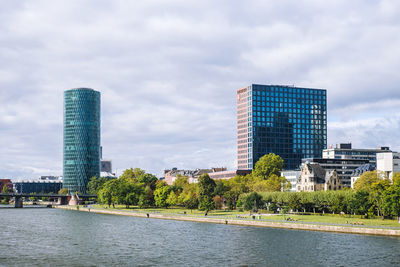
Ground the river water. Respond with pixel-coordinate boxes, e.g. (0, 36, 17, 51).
(1, 207, 400, 266)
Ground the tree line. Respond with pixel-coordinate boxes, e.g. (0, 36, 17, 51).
(89, 153, 400, 220)
(91, 153, 291, 211)
(238, 171, 400, 219)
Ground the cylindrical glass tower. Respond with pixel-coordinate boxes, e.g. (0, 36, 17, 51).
(63, 88, 100, 194)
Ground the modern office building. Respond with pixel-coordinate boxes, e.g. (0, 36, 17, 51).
(237, 84, 327, 170)
(323, 143, 391, 167)
(14, 180, 63, 194)
(63, 88, 101, 193)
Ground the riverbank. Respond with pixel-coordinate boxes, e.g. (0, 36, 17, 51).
(55, 205, 400, 237)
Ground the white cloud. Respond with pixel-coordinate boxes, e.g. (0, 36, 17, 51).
(0, 0, 400, 179)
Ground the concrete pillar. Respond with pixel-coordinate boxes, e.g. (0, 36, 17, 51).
(57, 196, 68, 205)
(14, 196, 23, 208)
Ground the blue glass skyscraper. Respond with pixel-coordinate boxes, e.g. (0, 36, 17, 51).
(237, 84, 327, 170)
(63, 88, 100, 193)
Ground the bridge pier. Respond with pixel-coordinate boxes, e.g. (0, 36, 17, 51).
(69, 195, 82, 206)
(14, 196, 23, 208)
(57, 196, 68, 205)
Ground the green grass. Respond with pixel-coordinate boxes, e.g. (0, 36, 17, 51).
(92, 204, 400, 228)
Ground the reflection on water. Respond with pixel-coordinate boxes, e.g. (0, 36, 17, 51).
(1, 208, 400, 266)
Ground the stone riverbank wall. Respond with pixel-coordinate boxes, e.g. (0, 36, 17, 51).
(55, 206, 400, 237)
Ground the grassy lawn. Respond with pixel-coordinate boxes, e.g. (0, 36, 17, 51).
(92, 204, 400, 228)
(261, 214, 400, 228)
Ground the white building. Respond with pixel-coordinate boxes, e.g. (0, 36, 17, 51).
(377, 152, 400, 179)
(281, 170, 300, 192)
(323, 143, 391, 166)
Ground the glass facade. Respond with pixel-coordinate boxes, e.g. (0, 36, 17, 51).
(237, 84, 327, 170)
(63, 88, 100, 193)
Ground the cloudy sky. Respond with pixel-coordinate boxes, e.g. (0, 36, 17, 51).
(1, 0, 400, 179)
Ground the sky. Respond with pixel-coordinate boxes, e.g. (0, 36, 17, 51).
(1, 0, 400, 179)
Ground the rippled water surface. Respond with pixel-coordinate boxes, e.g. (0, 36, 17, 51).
(1, 208, 400, 266)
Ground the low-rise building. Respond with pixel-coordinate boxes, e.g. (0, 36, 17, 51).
(208, 170, 251, 181)
(100, 172, 117, 179)
(302, 158, 369, 187)
(14, 180, 63, 194)
(377, 152, 400, 179)
(164, 167, 249, 184)
(296, 163, 343, 192)
(164, 168, 222, 185)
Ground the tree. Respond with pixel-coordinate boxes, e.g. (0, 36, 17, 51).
(98, 179, 118, 207)
(58, 188, 69, 195)
(198, 174, 216, 211)
(354, 171, 381, 191)
(139, 186, 154, 208)
(87, 176, 108, 195)
(253, 153, 284, 180)
(264, 175, 286, 192)
(137, 173, 158, 190)
(2, 185, 10, 204)
(369, 179, 390, 219)
(154, 185, 171, 208)
(224, 174, 251, 209)
(244, 192, 263, 212)
(173, 175, 189, 189)
(214, 180, 229, 196)
(383, 180, 400, 221)
(182, 191, 198, 211)
(351, 190, 370, 216)
(288, 193, 301, 212)
(393, 173, 400, 184)
(213, 195, 224, 210)
(166, 191, 178, 206)
(119, 168, 146, 182)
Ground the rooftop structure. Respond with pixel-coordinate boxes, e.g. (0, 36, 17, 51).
(350, 163, 376, 189)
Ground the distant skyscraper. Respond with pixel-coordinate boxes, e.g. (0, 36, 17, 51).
(63, 88, 100, 193)
(237, 84, 327, 170)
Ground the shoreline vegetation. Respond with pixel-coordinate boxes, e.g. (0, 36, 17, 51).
(37, 153, 400, 238)
(55, 205, 400, 237)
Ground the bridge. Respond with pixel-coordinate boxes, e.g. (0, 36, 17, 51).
(0, 193, 97, 208)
